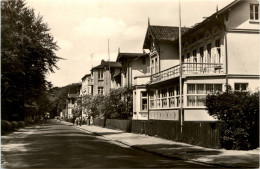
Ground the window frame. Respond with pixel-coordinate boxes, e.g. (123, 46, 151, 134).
(98, 70, 104, 80)
(234, 83, 248, 91)
(98, 87, 104, 95)
(187, 83, 223, 107)
(250, 4, 259, 21)
(140, 91, 148, 111)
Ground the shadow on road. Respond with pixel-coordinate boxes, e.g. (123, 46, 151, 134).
(1, 121, 217, 168)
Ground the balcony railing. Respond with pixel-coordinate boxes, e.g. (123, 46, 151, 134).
(151, 63, 223, 83)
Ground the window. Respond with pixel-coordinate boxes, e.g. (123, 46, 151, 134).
(149, 90, 155, 108)
(200, 47, 204, 63)
(161, 88, 168, 108)
(141, 92, 148, 111)
(151, 60, 154, 74)
(149, 86, 180, 109)
(235, 83, 248, 91)
(98, 87, 104, 95)
(155, 89, 161, 108)
(155, 58, 159, 73)
(250, 4, 259, 21)
(98, 70, 104, 80)
(207, 44, 212, 63)
(168, 87, 175, 108)
(187, 84, 222, 107)
(215, 39, 221, 64)
(193, 50, 197, 71)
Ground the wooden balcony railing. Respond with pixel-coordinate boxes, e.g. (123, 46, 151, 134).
(151, 63, 223, 83)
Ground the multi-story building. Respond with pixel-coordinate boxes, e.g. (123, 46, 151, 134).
(80, 74, 93, 96)
(141, 0, 259, 122)
(79, 74, 93, 117)
(91, 60, 122, 95)
(116, 51, 150, 120)
(66, 93, 79, 118)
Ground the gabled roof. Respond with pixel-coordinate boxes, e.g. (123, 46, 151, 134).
(101, 60, 122, 68)
(116, 52, 148, 62)
(81, 74, 91, 81)
(91, 60, 122, 71)
(177, 0, 242, 41)
(143, 25, 189, 49)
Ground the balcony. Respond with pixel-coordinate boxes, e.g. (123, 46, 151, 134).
(151, 63, 224, 83)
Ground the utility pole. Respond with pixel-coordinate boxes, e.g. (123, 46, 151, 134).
(178, 0, 183, 134)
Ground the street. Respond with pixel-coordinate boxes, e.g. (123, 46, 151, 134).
(1, 120, 216, 168)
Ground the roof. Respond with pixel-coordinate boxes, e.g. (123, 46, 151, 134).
(143, 25, 189, 49)
(116, 52, 148, 62)
(91, 60, 122, 71)
(177, 0, 242, 40)
(81, 74, 91, 81)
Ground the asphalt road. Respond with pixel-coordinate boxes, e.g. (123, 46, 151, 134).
(1, 120, 217, 168)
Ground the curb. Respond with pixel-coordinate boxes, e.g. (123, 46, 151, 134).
(62, 122, 254, 168)
(63, 122, 224, 168)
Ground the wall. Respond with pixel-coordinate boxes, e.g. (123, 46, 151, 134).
(228, 78, 259, 92)
(131, 56, 150, 84)
(227, 32, 259, 75)
(184, 109, 217, 121)
(225, 0, 259, 30)
(160, 42, 179, 71)
(133, 88, 148, 120)
(149, 109, 179, 121)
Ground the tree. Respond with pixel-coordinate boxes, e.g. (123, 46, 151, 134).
(1, 0, 60, 121)
(205, 90, 259, 150)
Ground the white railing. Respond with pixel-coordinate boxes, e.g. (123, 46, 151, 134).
(151, 63, 223, 83)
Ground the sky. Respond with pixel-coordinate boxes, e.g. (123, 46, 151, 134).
(27, 0, 233, 87)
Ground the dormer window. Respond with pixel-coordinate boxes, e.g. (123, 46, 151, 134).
(250, 4, 259, 21)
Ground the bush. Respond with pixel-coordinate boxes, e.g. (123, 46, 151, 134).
(1, 120, 8, 133)
(206, 91, 259, 150)
(18, 121, 25, 128)
(11, 121, 18, 129)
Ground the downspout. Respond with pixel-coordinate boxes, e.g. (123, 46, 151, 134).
(178, 0, 183, 134)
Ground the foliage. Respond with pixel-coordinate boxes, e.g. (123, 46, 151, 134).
(1, 0, 60, 121)
(82, 87, 133, 119)
(11, 121, 19, 129)
(205, 90, 259, 150)
(18, 121, 25, 127)
(47, 83, 81, 118)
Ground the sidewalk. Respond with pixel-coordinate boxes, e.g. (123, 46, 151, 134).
(62, 121, 259, 168)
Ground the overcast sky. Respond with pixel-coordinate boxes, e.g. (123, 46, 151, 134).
(27, 0, 233, 87)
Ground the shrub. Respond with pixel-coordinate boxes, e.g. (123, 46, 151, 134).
(11, 121, 18, 129)
(6, 121, 13, 131)
(18, 121, 25, 128)
(1, 120, 8, 133)
(206, 91, 259, 150)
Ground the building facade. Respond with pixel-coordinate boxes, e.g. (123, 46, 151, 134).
(91, 60, 122, 96)
(140, 0, 259, 122)
(66, 93, 79, 118)
(116, 52, 150, 120)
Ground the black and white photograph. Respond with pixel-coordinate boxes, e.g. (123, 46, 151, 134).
(1, 0, 259, 168)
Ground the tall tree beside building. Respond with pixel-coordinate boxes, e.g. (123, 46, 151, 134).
(1, 0, 60, 121)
